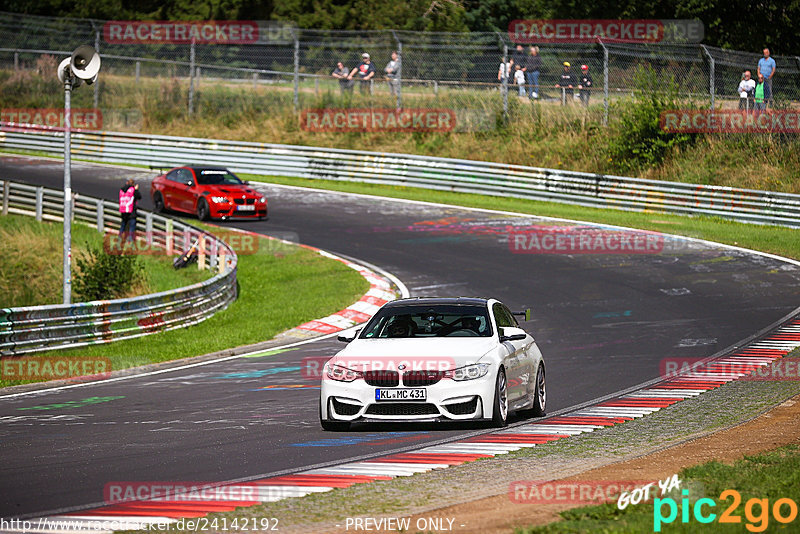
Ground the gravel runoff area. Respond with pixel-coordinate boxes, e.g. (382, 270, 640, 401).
(171, 351, 800, 534)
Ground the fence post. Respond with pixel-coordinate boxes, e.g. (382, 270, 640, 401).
(209, 239, 218, 271)
(502, 44, 508, 122)
(701, 45, 714, 109)
(96, 199, 104, 232)
(2, 180, 8, 215)
(135, 61, 140, 83)
(145, 212, 153, 244)
(252, 72, 258, 89)
(391, 30, 403, 110)
(188, 38, 196, 115)
(93, 30, 100, 110)
(599, 38, 609, 127)
(35, 187, 43, 221)
(14, 51, 19, 70)
(293, 31, 300, 111)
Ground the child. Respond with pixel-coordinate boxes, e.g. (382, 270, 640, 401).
(514, 64, 525, 96)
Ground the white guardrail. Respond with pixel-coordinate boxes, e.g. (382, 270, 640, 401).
(0, 179, 238, 356)
(2, 126, 800, 227)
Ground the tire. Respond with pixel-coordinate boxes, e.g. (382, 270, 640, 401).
(319, 398, 350, 432)
(531, 364, 546, 417)
(491, 368, 509, 427)
(196, 198, 210, 221)
(152, 192, 165, 213)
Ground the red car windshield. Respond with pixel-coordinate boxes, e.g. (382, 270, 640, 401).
(195, 169, 243, 186)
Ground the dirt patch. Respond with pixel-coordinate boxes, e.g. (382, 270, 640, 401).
(359, 394, 800, 534)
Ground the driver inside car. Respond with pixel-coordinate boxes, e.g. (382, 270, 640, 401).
(386, 316, 415, 338)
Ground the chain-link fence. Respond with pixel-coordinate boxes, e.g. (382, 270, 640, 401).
(1, 10, 799, 131)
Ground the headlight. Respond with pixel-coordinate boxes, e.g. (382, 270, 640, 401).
(325, 364, 362, 382)
(210, 196, 229, 203)
(447, 363, 491, 381)
(258, 197, 267, 203)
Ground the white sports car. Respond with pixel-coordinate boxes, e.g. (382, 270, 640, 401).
(319, 297, 546, 430)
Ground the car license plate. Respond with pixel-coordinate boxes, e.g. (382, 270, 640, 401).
(375, 388, 426, 401)
(237, 205, 255, 211)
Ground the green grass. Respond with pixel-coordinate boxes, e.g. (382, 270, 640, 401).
(517, 444, 800, 533)
(0, 214, 210, 307)
(245, 174, 800, 262)
(1, 222, 370, 388)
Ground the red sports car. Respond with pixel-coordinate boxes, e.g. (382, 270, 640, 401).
(150, 166, 267, 221)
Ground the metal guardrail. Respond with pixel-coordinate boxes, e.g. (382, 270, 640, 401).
(0, 179, 239, 355)
(2, 126, 800, 227)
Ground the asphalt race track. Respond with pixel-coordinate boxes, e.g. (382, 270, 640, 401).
(1, 155, 799, 518)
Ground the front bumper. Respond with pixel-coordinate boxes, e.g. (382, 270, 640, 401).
(320, 374, 496, 423)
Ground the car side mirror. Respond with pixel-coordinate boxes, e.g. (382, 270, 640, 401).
(499, 326, 527, 342)
(184, 180, 194, 187)
(337, 334, 355, 343)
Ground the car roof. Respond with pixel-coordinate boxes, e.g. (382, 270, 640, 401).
(383, 297, 493, 308)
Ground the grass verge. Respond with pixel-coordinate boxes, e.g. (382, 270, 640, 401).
(0, 214, 209, 307)
(244, 174, 800, 262)
(1, 222, 370, 388)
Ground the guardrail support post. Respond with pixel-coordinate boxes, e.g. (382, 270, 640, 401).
(96, 199, 104, 232)
(198, 236, 206, 270)
(145, 212, 153, 245)
(35, 187, 43, 221)
(2, 181, 8, 215)
(209, 239, 218, 271)
(166, 219, 174, 255)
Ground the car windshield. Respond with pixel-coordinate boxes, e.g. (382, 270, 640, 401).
(359, 304, 492, 338)
(195, 169, 243, 186)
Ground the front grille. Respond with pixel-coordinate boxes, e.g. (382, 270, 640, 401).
(403, 370, 443, 386)
(366, 403, 439, 416)
(233, 198, 244, 205)
(245, 198, 255, 205)
(331, 398, 361, 416)
(444, 397, 479, 415)
(363, 370, 399, 387)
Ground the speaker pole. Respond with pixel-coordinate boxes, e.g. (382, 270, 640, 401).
(63, 72, 73, 305)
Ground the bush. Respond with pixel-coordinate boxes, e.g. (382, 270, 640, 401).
(607, 65, 697, 172)
(73, 243, 145, 301)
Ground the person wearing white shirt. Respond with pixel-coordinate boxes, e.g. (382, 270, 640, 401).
(737, 70, 756, 112)
(514, 65, 525, 96)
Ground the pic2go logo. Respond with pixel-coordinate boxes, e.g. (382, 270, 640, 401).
(654, 489, 799, 532)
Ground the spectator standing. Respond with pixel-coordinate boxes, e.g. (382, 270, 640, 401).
(384, 51, 401, 96)
(348, 53, 376, 94)
(118, 178, 141, 242)
(555, 62, 575, 104)
(498, 57, 513, 86)
(757, 48, 776, 107)
(578, 64, 593, 106)
(512, 44, 526, 69)
(331, 61, 351, 93)
(737, 70, 756, 112)
(514, 64, 525, 96)
(754, 73, 766, 115)
(524, 46, 541, 99)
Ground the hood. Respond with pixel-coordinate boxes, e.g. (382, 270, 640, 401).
(330, 337, 496, 372)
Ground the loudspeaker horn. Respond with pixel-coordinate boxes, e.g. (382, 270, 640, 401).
(70, 45, 101, 83)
